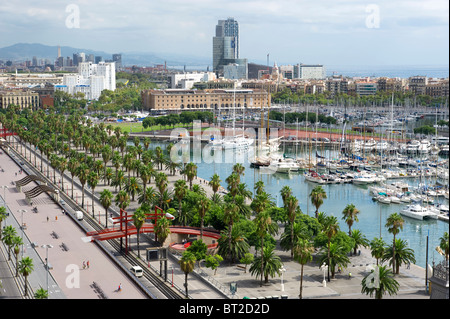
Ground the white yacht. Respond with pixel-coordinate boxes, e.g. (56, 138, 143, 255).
(406, 140, 420, 154)
(400, 204, 438, 220)
(418, 139, 431, 154)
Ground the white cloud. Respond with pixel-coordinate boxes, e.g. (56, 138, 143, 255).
(0, 0, 448, 65)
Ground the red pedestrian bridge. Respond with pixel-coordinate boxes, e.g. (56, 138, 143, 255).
(86, 206, 221, 254)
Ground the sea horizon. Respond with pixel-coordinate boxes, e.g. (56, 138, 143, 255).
(170, 64, 449, 79)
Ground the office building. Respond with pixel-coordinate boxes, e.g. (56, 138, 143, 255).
(112, 54, 122, 69)
(213, 17, 247, 78)
(298, 64, 326, 80)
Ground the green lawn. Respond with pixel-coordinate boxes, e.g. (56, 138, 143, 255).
(110, 121, 188, 133)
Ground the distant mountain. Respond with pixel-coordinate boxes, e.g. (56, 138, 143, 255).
(0, 43, 211, 68)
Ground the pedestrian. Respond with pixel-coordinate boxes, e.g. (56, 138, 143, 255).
(87, 260, 90, 269)
(47, 216, 49, 222)
(83, 261, 86, 269)
(118, 283, 122, 292)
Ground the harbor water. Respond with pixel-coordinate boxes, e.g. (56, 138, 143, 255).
(144, 139, 448, 270)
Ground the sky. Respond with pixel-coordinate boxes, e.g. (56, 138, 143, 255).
(0, 0, 448, 67)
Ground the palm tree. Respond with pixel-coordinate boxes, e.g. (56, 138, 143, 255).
(223, 202, 240, 261)
(249, 245, 283, 285)
(383, 238, 416, 274)
(218, 225, 250, 264)
(34, 287, 49, 299)
(342, 204, 360, 235)
(438, 232, 449, 262)
(115, 190, 130, 211)
(124, 177, 142, 202)
(351, 229, 369, 256)
(184, 162, 197, 189)
(209, 173, 221, 197)
(310, 185, 327, 218)
(361, 265, 399, 299)
(154, 215, 171, 247)
(318, 242, 350, 279)
(2, 225, 17, 260)
(100, 189, 113, 228)
(18, 256, 34, 297)
(280, 186, 292, 206)
(293, 238, 314, 299)
(139, 164, 153, 199)
(370, 237, 387, 266)
(67, 157, 79, 199)
(254, 180, 265, 196)
(174, 179, 188, 225)
(254, 210, 277, 287)
(87, 171, 99, 217)
(232, 163, 245, 183)
(131, 208, 147, 259)
(76, 163, 89, 208)
(222, 173, 236, 196)
(197, 196, 210, 241)
(138, 186, 157, 208)
(0, 207, 8, 237)
(179, 251, 196, 298)
(322, 215, 339, 281)
(59, 157, 67, 192)
(385, 213, 404, 274)
(13, 235, 24, 277)
(284, 195, 299, 259)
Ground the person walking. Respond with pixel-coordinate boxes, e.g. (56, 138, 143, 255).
(87, 260, 90, 269)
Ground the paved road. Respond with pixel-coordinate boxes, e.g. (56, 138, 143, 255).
(0, 146, 148, 299)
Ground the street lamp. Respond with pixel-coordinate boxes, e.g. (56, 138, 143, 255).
(17, 209, 27, 258)
(320, 262, 328, 288)
(280, 266, 286, 291)
(41, 244, 53, 297)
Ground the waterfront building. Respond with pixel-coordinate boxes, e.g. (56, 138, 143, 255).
(141, 88, 269, 111)
(0, 89, 39, 110)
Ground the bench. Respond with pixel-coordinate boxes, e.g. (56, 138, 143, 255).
(60, 243, 69, 251)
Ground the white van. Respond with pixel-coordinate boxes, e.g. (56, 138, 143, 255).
(130, 266, 143, 278)
(75, 211, 83, 221)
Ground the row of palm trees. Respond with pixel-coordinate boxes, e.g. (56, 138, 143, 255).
(0, 207, 48, 298)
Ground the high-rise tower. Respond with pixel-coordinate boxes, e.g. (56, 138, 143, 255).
(213, 17, 239, 74)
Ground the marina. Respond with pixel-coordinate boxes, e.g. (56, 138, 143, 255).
(143, 130, 449, 269)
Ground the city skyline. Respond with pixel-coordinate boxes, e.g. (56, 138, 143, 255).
(0, 0, 449, 67)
